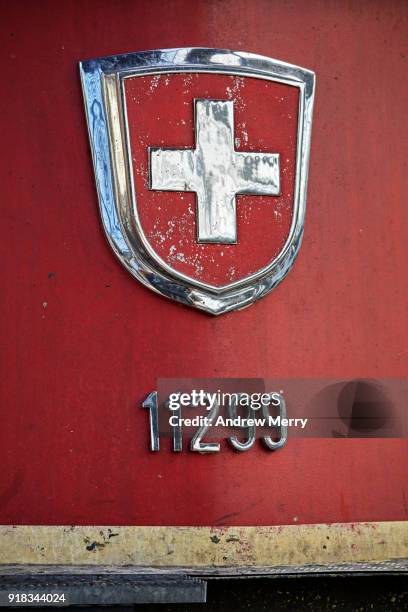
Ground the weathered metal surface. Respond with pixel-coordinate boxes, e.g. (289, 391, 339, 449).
(1, 561, 407, 577)
(0, 523, 406, 569)
(0, 0, 407, 573)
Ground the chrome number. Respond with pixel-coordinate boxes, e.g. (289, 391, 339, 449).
(142, 392, 288, 452)
(165, 393, 182, 452)
(171, 403, 182, 452)
(228, 394, 256, 452)
(262, 393, 288, 450)
(190, 400, 220, 453)
(143, 391, 183, 452)
(142, 391, 160, 451)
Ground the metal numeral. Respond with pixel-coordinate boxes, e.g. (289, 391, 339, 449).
(142, 391, 160, 452)
(262, 393, 288, 450)
(228, 394, 256, 452)
(142, 392, 288, 452)
(190, 400, 220, 453)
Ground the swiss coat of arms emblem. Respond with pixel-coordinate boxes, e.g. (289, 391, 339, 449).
(80, 48, 315, 314)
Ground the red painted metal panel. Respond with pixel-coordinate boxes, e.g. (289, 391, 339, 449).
(0, 0, 407, 527)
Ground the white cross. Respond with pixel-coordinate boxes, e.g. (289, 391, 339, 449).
(149, 99, 280, 243)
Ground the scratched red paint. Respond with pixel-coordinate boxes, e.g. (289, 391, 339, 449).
(125, 73, 296, 286)
(0, 0, 407, 527)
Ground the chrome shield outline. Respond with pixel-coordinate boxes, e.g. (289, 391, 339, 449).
(79, 48, 315, 315)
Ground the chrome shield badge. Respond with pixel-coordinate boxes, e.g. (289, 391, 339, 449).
(79, 48, 315, 314)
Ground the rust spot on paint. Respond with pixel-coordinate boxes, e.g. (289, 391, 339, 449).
(85, 541, 105, 552)
(226, 536, 240, 543)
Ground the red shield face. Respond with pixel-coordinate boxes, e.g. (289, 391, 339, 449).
(80, 49, 314, 313)
(124, 73, 298, 288)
